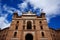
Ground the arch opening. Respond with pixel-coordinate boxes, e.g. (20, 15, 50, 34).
(27, 21, 32, 29)
(25, 34, 33, 40)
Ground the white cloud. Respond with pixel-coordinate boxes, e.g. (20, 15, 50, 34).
(18, 1, 27, 9)
(3, 4, 14, 14)
(0, 0, 60, 29)
(26, 0, 60, 14)
(0, 14, 10, 29)
(3, 4, 22, 16)
(0, 4, 22, 29)
(18, 1, 28, 12)
(16, 10, 22, 16)
(20, 0, 60, 22)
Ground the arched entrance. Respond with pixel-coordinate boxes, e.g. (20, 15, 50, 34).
(25, 34, 33, 40)
(27, 21, 32, 29)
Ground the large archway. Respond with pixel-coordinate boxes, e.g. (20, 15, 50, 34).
(25, 34, 33, 40)
(27, 21, 32, 29)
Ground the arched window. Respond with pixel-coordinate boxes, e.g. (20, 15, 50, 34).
(17, 21, 19, 23)
(14, 32, 17, 37)
(40, 26, 43, 30)
(23, 25, 25, 30)
(41, 32, 44, 37)
(27, 21, 32, 29)
(39, 21, 42, 23)
(15, 25, 18, 30)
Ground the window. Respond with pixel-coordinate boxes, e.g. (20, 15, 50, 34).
(27, 21, 32, 29)
(41, 32, 44, 37)
(15, 25, 18, 30)
(17, 21, 19, 23)
(14, 32, 17, 37)
(39, 21, 42, 24)
(23, 25, 25, 30)
(40, 26, 43, 30)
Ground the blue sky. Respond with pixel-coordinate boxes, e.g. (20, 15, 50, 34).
(0, 0, 60, 29)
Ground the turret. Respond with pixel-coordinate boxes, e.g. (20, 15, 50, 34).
(40, 9, 46, 18)
(40, 12, 45, 18)
(13, 12, 18, 18)
(37, 9, 46, 18)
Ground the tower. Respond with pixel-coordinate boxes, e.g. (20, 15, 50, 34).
(6, 11, 52, 40)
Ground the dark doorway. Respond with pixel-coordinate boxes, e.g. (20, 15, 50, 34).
(25, 34, 33, 40)
(27, 21, 32, 29)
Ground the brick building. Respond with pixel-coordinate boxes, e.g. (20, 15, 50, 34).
(0, 11, 60, 40)
(0, 27, 9, 40)
(49, 28, 60, 40)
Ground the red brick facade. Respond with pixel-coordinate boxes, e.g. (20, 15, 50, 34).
(0, 11, 60, 40)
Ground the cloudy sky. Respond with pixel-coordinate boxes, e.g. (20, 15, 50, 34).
(0, 0, 60, 29)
